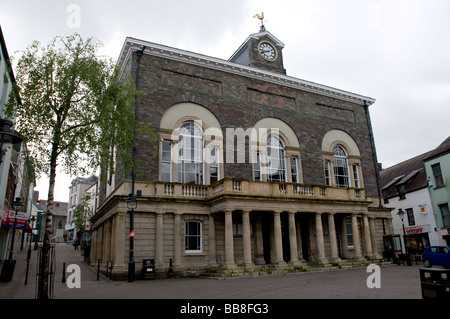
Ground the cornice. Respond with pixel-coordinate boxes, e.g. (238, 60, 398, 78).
(118, 37, 375, 106)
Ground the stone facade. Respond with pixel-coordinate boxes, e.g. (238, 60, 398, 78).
(91, 30, 394, 280)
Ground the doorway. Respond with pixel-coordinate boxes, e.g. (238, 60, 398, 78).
(298, 214, 310, 261)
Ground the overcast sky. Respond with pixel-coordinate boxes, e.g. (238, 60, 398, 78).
(1, 0, 449, 202)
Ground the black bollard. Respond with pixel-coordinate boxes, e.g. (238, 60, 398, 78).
(62, 262, 66, 283)
(97, 258, 100, 281)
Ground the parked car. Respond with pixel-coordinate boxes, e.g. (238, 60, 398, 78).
(423, 246, 450, 268)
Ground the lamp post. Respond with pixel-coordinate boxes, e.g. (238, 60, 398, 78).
(126, 193, 137, 282)
(25, 216, 35, 285)
(0, 197, 25, 282)
(397, 208, 412, 266)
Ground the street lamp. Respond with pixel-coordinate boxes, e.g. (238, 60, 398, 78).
(126, 193, 137, 282)
(0, 197, 25, 282)
(0, 118, 23, 165)
(397, 208, 412, 266)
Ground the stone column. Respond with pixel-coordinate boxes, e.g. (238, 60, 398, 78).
(103, 219, 112, 264)
(352, 214, 363, 259)
(328, 213, 340, 261)
(315, 213, 327, 262)
(113, 213, 126, 267)
(369, 217, 381, 259)
(242, 210, 254, 267)
(90, 228, 98, 265)
(224, 210, 235, 266)
(155, 211, 164, 268)
(340, 218, 349, 259)
(255, 215, 265, 264)
(97, 224, 104, 264)
(288, 211, 300, 265)
(363, 214, 373, 258)
(174, 212, 182, 267)
(208, 214, 217, 266)
(273, 211, 285, 264)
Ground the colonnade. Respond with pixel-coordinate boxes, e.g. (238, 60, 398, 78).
(90, 209, 381, 276)
(222, 210, 380, 267)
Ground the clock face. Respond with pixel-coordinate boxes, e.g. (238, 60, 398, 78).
(259, 41, 277, 61)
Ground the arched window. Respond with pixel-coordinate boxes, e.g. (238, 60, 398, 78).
(333, 145, 350, 187)
(178, 122, 204, 184)
(266, 135, 287, 182)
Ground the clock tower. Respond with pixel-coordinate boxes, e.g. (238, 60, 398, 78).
(229, 24, 286, 74)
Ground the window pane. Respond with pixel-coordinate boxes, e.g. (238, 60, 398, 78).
(161, 141, 172, 182)
(432, 163, 444, 187)
(345, 223, 353, 246)
(210, 146, 219, 184)
(185, 221, 201, 251)
(290, 157, 298, 183)
(266, 136, 286, 182)
(352, 164, 360, 188)
(253, 152, 261, 181)
(178, 122, 204, 184)
(439, 204, 450, 227)
(406, 208, 415, 226)
(333, 146, 350, 187)
(323, 161, 331, 186)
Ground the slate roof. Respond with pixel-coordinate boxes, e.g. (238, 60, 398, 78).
(380, 151, 432, 199)
(424, 135, 450, 161)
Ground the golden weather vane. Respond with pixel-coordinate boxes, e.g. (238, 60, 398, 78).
(253, 12, 266, 32)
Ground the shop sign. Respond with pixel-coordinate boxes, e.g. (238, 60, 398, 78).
(406, 227, 423, 234)
(1, 210, 28, 229)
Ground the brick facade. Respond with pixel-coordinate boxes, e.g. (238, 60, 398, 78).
(91, 30, 394, 280)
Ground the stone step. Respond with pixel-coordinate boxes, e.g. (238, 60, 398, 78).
(199, 259, 395, 278)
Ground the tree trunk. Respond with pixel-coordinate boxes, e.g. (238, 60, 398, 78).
(37, 144, 58, 299)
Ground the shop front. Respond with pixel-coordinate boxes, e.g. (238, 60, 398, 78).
(404, 225, 431, 263)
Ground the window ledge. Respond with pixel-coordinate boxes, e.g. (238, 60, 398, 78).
(184, 252, 205, 256)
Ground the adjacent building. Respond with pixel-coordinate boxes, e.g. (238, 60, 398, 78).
(66, 176, 98, 242)
(423, 136, 450, 245)
(380, 151, 438, 259)
(91, 26, 393, 280)
(0, 26, 34, 264)
(380, 135, 450, 261)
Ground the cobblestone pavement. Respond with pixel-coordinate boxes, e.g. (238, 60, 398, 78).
(0, 243, 424, 300)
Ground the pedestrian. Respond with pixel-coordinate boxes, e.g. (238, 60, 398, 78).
(73, 238, 80, 250)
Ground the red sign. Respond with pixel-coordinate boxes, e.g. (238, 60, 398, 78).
(128, 230, 136, 238)
(406, 227, 423, 234)
(1, 209, 28, 229)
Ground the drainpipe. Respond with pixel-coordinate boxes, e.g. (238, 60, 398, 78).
(128, 46, 145, 282)
(132, 46, 145, 195)
(364, 100, 383, 208)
